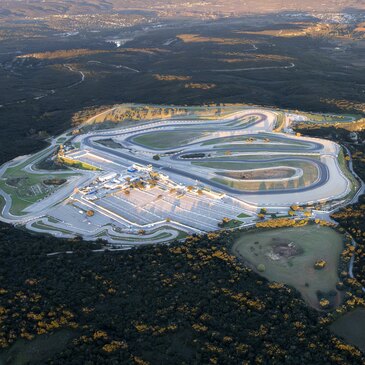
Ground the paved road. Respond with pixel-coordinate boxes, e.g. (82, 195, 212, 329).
(86, 139, 329, 195)
(0, 107, 357, 245)
(83, 112, 329, 196)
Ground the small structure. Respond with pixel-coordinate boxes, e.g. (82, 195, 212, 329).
(127, 166, 137, 173)
(99, 172, 117, 182)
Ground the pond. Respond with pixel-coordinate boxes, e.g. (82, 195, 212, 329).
(231, 225, 345, 309)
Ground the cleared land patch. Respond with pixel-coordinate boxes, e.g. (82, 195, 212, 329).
(195, 159, 318, 191)
(218, 167, 296, 180)
(132, 130, 206, 149)
(231, 225, 345, 309)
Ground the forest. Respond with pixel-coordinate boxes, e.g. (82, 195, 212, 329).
(0, 221, 365, 364)
(294, 125, 365, 295)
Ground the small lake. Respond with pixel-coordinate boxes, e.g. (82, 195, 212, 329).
(331, 308, 365, 352)
(231, 225, 345, 309)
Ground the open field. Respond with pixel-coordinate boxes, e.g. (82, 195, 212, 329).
(201, 133, 309, 147)
(195, 158, 319, 191)
(0, 166, 78, 216)
(231, 225, 345, 309)
(132, 131, 207, 149)
(218, 167, 295, 180)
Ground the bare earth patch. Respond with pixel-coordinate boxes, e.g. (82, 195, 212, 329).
(219, 167, 296, 180)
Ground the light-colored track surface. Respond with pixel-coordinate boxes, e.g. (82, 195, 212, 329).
(0, 107, 358, 244)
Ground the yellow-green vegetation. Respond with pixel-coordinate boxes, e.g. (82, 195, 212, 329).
(255, 218, 309, 228)
(95, 105, 190, 123)
(80, 104, 245, 131)
(17, 49, 109, 60)
(217, 53, 294, 63)
(218, 217, 242, 229)
(314, 260, 327, 270)
(177, 34, 253, 45)
(274, 112, 286, 132)
(58, 156, 100, 171)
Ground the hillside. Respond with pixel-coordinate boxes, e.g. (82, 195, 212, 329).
(0, 0, 364, 19)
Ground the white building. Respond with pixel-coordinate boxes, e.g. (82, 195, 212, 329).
(98, 172, 117, 182)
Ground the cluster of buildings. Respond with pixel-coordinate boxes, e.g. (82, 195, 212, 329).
(79, 164, 169, 201)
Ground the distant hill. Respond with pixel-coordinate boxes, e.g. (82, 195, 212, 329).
(0, 0, 364, 19)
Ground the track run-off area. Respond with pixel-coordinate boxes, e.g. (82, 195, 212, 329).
(0, 106, 360, 245)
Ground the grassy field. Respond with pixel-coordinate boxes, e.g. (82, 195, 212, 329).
(0, 175, 72, 216)
(0, 160, 78, 215)
(274, 112, 286, 132)
(195, 159, 318, 191)
(0, 195, 5, 213)
(337, 148, 360, 199)
(132, 131, 206, 149)
(298, 112, 361, 123)
(231, 225, 345, 309)
(194, 158, 318, 171)
(212, 143, 310, 152)
(237, 212, 250, 218)
(202, 133, 308, 147)
(59, 157, 100, 171)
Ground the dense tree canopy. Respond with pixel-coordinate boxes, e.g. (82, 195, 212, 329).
(0, 224, 364, 364)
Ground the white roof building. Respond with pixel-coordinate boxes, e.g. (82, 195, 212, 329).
(99, 172, 117, 182)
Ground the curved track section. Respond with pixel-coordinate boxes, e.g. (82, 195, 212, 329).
(0, 107, 355, 243)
